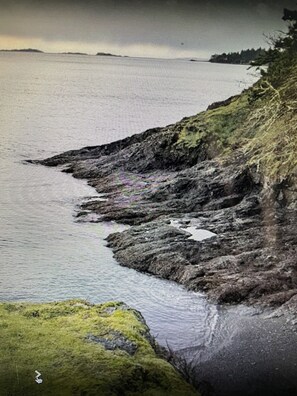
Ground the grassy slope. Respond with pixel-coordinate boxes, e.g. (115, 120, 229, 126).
(0, 300, 197, 396)
(177, 60, 297, 182)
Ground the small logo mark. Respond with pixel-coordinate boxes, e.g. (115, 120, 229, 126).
(35, 370, 43, 384)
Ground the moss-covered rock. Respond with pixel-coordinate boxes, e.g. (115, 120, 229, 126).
(0, 300, 198, 396)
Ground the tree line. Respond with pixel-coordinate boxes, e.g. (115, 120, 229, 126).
(209, 48, 266, 65)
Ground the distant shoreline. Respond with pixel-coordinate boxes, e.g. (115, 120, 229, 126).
(0, 48, 127, 57)
(0, 48, 44, 53)
(96, 52, 126, 57)
(0, 48, 211, 62)
(0, 48, 256, 65)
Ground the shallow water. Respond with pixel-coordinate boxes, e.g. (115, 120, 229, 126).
(0, 52, 267, 352)
(170, 219, 217, 241)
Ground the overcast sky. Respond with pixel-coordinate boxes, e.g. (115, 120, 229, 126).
(0, 0, 296, 58)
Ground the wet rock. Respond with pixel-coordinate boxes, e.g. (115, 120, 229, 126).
(36, 119, 297, 310)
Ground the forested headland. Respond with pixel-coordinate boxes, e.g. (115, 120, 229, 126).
(209, 48, 266, 64)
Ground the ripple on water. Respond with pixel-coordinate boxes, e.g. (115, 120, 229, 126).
(0, 54, 260, 352)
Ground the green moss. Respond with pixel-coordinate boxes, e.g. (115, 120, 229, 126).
(177, 92, 251, 155)
(0, 300, 198, 396)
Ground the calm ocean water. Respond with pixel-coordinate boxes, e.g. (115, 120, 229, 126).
(0, 52, 257, 349)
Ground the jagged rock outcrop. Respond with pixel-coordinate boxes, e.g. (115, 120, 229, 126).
(32, 58, 297, 310)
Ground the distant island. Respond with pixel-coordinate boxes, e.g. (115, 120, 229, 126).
(209, 47, 266, 65)
(0, 48, 44, 53)
(0, 49, 129, 57)
(96, 52, 125, 57)
(62, 52, 88, 56)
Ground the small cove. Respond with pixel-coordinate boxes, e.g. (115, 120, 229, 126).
(1, 53, 297, 395)
(2, 53, 255, 350)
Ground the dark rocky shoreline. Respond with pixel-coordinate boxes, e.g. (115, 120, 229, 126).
(33, 112, 297, 314)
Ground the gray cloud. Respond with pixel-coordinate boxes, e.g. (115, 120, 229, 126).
(0, 0, 296, 56)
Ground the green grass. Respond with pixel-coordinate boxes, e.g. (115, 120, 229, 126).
(176, 61, 297, 181)
(0, 300, 198, 396)
(177, 92, 250, 154)
(243, 64, 297, 180)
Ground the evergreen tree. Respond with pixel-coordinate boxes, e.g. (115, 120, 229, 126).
(210, 48, 266, 65)
(251, 8, 297, 86)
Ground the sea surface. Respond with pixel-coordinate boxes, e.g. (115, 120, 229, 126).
(0, 52, 289, 355)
